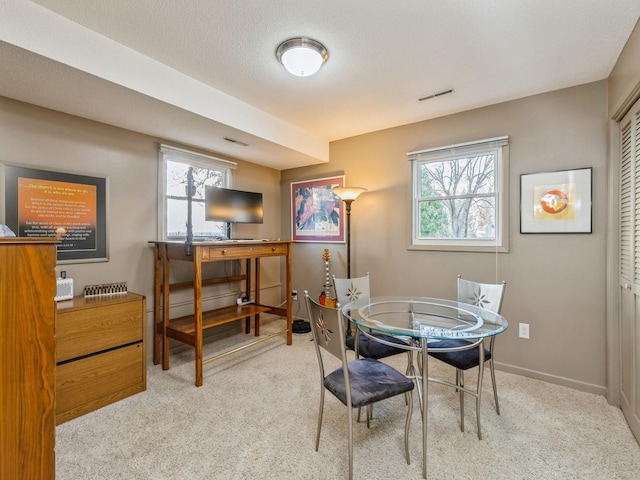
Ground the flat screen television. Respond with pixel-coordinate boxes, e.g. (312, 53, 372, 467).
(205, 186, 264, 224)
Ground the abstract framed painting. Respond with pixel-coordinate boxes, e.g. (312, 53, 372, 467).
(520, 167, 592, 234)
(291, 175, 345, 242)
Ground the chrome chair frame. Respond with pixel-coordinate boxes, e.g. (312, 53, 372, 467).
(304, 291, 414, 480)
(333, 273, 412, 362)
(426, 275, 506, 439)
(333, 273, 414, 423)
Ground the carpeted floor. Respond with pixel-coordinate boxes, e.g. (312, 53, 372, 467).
(56, 318, 640, 479)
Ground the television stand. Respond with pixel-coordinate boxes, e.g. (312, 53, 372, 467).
(150, 240, 293, 387)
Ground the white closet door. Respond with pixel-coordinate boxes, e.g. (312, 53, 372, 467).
(619, 98, 640, 443)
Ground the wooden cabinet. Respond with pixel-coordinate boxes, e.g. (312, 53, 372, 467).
(0, 238, 57, 480)
(55, 293, 146, 425)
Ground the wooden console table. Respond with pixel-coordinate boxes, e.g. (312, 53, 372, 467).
(150, 240, 293, 386)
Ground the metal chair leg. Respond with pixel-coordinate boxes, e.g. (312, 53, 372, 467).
(458, 369, 465, 433)
(476, 392, 483, 441)
(489, 359, 500, 415)
(476, 346, 485, 440)
(404, 350, 413, 405)
(476, 354, 484, 440)
(347, 402, 353, 480)
(316, 387, 324, 451)
(404, 390, 413, 465)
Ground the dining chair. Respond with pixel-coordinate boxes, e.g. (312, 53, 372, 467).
(427, 275, 506, 440)
(333, 274, 410, 360)
(304, 291, 414, 480)
(333, 274, 413, 424)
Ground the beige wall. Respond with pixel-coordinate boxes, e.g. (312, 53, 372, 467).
(0, 96, 284, 359)
(282, 81, 609, 394)
(3, 32, 634, 395)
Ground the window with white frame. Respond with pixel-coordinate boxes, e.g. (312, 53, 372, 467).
(408, 136, 509, 252)
(158, 144, 236, 240)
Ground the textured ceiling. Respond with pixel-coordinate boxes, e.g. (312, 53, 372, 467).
(1, 0, 639, 169)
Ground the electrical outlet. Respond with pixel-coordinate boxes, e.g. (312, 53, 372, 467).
(291, 289, 298, 301)
(519, 323, 530, 339)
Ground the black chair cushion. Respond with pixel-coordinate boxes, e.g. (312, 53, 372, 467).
(427, 339, 492, 370)
(324, 358, 415, 408)
(346, 332, 409, 359)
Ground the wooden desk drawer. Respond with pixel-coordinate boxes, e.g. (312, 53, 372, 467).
(201, 243, 288, 260)
(55, 343, 144, 424)
(56, 299, 143, 363)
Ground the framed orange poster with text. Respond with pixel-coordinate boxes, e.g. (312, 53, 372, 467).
(2, 164, 108, 263)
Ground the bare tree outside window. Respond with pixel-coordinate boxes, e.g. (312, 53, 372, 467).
(409, 136, 508, 252)
(418, 154, 496, 239)
(166, 160, 226, 238)
(158, 145, 236, 241)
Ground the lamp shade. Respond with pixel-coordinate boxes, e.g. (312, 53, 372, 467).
(332, 187, 367, 202)
(276, 37, 328, 77)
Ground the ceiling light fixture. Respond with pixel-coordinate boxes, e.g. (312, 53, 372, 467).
(276, 37, 329, 77)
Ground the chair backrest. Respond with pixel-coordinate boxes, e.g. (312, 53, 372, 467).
(457, 275, 506, 314)
(304, 290, 348, 364)
(332, 273, 371, 311)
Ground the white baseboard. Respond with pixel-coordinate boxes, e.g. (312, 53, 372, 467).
(495, 361, 607, 398)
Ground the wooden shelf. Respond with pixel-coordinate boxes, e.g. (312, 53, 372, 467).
(166, 304, 271, 345)
(151, 240, 293, 386)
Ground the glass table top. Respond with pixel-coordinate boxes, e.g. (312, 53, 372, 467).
(342, 296, 508, 340)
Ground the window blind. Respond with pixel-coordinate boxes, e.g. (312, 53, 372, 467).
(407, 136, 509, 162)
(159, 144, 237, 170)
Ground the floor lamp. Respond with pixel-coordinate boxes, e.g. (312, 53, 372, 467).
(332, 187, 367, 279)
(333, 187, 366, 335)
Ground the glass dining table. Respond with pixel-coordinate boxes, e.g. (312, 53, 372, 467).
(341, 296, 508, 479)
